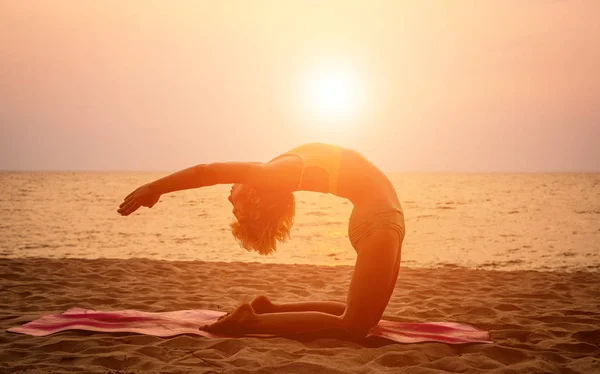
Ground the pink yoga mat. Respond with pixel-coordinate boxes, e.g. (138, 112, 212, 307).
(8, 308, 492, 344)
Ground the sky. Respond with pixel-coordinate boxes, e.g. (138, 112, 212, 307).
(1, 0, 599, 172)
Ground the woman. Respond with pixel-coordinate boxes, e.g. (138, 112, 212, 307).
(118, 143, 405, 338)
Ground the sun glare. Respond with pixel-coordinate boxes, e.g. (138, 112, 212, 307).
(302, 61, 364, 123)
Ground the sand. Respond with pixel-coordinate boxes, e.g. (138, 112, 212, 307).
(1, 258, 599, 373)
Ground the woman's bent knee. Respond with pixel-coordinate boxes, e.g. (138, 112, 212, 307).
(340, 314, 376, 339)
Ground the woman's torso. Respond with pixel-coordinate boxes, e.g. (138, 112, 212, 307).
(273, 143, 401, 210)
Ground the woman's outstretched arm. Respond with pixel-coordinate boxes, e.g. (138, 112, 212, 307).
(118, 156, 301, 216)
(117, 162, 264, 216)
(149, 162, 264, 195)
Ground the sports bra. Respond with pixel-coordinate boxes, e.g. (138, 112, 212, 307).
(279, 143, 343, 194)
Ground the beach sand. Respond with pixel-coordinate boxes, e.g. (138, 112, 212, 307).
(1, 258, 599, 373)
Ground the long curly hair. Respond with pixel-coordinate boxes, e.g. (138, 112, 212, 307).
(230, 186, 296, 255)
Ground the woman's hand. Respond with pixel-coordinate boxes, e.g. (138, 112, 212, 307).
(117, 183, 160, 216)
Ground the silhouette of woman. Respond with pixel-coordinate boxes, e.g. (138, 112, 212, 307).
(118, 143, 405, 338)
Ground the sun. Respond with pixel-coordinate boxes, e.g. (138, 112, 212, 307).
(302, 61, 364, 123)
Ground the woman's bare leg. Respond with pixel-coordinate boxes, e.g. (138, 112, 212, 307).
(204, 228, 400, 337)
(251, 295, 345, 316)
(342, 229, 401, 336)
(204, 303, 344, 335)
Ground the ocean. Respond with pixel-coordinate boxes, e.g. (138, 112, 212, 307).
(1, 172, 598, 271)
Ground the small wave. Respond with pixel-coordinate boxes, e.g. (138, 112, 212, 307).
(20, 244, 53, 250)
(416, 214, 435, 219)
(306, 211, 327, 216)
(574, 209, 600, 214)
(479, 259, 524, 269)
(559, 252, 577, 257)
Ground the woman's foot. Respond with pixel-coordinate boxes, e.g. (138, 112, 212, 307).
(201, 304, 257, 335)
(250, 295, 276, 314)
(213, 295, 273, 324)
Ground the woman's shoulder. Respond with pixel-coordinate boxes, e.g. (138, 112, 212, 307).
(255, 153, 303, 191)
